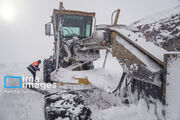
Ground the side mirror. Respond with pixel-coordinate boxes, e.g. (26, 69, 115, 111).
(45, 23, 51, 36)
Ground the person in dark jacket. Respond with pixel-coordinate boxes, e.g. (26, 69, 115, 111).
(27, 60, 41, 82)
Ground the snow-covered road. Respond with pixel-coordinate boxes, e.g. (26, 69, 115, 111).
(0, 51, 163, 120)
(0, 63, 45, 120)
(0, 89, 44, 120)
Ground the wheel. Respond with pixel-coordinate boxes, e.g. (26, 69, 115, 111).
(43, 57, 55, 83)
(44, 91, 92, 120)
(82, 62, 94, 70)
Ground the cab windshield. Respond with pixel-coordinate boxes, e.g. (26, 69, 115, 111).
(56, 14, 93, 38)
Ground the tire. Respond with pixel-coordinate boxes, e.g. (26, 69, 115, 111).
(82, 62, 94, 70)
(43, 58, 55, 83)
(44, 91, 92, 120)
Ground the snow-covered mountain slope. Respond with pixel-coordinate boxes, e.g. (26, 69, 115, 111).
(131, 5, 180, 51)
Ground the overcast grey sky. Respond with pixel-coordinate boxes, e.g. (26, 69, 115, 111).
(0, 0, 179, 64)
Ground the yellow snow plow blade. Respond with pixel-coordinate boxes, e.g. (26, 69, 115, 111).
(54, 78, 91, 86)
(75, 78, 91, 85)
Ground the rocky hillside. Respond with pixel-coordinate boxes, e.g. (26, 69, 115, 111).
(131, 5, 180, 51)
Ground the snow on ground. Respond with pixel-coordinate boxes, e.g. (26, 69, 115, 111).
(0, 54, 165, 120)
(0, 89, 44, 120)
(92, 99, 164, 120)
(0, 63, 44, 120)
(166, 54, 180, 120)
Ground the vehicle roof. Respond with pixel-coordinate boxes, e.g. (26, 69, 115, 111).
(53, 9, 95, 17)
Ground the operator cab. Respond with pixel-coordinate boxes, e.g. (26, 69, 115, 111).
(52, 9, 95, 40)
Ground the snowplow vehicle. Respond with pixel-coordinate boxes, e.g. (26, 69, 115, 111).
(44, 2, 164, 102)
(44, 2, 103, 84)
(43, 2, 180, 120)
(43, 3, 112, 119)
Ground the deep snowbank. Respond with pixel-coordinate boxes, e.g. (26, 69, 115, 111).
(51, 50, 123, 92)
(166, 54, 180, 120)
(92, 99, 164, 120)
